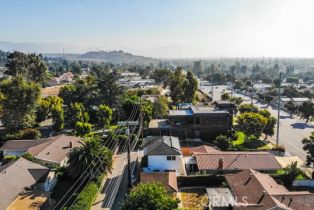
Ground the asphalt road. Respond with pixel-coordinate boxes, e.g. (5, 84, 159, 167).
(200, 84, 314, 161)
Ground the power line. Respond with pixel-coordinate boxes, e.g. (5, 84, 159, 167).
(53, 104, 141, 209)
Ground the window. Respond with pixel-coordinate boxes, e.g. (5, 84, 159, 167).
(154, 169, 160, 172)
(166, 156, 176, 161)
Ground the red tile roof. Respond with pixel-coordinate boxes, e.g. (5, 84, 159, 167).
(195, 152, 281, 171)
(140, 172, 178, 192)
(225, 169, 314, 210)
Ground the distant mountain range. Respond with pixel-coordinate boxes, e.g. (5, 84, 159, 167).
(77, 50, 158, 64)
(44, 50, 158, 64)
(0, 41, 158, 64)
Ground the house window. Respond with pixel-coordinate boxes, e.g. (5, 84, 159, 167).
(154, 169, 160, 172)
(166, 156, 176, 161)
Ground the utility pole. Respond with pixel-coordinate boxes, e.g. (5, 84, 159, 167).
(126, 123, 131, 189)
(211, 76, 214, 101)
(251, 68, 254, 107)
(276, 72, 282, 146)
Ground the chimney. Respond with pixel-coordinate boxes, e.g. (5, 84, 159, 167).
(69, 141, 73, 148)
(218, 158, 224, 170)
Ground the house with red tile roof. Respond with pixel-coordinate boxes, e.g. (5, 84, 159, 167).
(225, 169, 314, 210)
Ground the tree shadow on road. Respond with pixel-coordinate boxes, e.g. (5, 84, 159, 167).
(291, 123, 314, 129)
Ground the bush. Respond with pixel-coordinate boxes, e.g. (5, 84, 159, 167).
(239, 104, 259, 113)
(70, 182, 98, 210)
(67, 182, 99, 210)
(20, 128, 41, 139)
(75, 121, 92, 137)
(2, 155, 18, 164)
(22, 152, 35, 162)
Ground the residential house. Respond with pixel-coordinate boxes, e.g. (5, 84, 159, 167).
(142, 136, 186, 175)
(226, 169, 314, 210)
(1, 135, 82, 167)
(149, 106, 232, 141)
(0, 158, 49, 210)
(140, 172, 178, 193)
(184, 146, 281, 174)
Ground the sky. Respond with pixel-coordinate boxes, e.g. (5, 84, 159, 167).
(1, 0, 314, 58)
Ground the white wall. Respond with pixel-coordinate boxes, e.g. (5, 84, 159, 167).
(144, 155, 185, 175)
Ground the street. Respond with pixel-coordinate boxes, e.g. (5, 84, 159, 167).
(200, 84, 314, 161)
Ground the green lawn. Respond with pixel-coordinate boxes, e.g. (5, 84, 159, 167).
(232, 132, 272, 150)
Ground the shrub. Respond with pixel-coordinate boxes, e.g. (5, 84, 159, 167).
(75, 121, 92, 137)
(214, 135, 230, 150)
(22, 152, 35, 162)
(70, 182, 99, 210)
(20, 128, 41, 139)
(2, 155, 18, 164)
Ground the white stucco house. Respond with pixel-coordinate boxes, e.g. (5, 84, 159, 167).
(142, 136, 186, 175)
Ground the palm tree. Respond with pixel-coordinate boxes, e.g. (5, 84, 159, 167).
(66, 137, 113, 179)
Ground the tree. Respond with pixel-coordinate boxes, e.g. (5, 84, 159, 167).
(67, 138, 113, 178)
(66, 102, 89, 126)
(237, 112, 267, 140)
(263, 116, 277, 140)
(284, 161, 302, 186)
(36, 98, 51, 123)
(5, 51, 48, 84)
(182, 72, 198, 103)
(284, 101, 298, 116)
(75, 121, 92, 137)
(221, 92, 231, 101)
(214, 135, 230, 150)
(238, 104, 259, 114)
(121, 182, 179, 210)
(153, 96, 169, 118)
(302, 132, 314, 166)
(52, 105, 64, 131)
(170, 67, 185, 104)
(0, 77, 41, 131)
(97, 104, 112, 128)
(152, 69, 173, 88)
(298, 101, 314, 123)
(259, 109, 271, 118)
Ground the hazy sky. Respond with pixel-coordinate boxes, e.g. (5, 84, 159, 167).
(1, 0, 314, 58)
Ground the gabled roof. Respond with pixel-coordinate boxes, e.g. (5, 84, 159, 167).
(145, 136, 181, 156)
(1, 139, 53, 150)
(33, 135, 82, 163)
(225, 169, 314, 210)
(195, 151, 281, 171)
(0, 158, 49, 210)
(140, 172, 178, 192)
(1, 135, 82, 164)
(181, 145, 220, 156)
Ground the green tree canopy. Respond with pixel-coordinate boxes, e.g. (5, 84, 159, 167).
(66, 138, 113, 178)
(97, 104, 112, 128)
(5, 51, 48, 84)
(237, 112, 268, 140)
(239, 104, 259, 114)
(0, 77, 41, 131)
(302, 132, 314, 166)
(122, 182, 179, 210)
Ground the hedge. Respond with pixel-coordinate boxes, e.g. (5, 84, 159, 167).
(69, 182, 99, 210)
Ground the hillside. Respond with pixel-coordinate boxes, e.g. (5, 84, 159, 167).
(78, 50, 157, 64)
